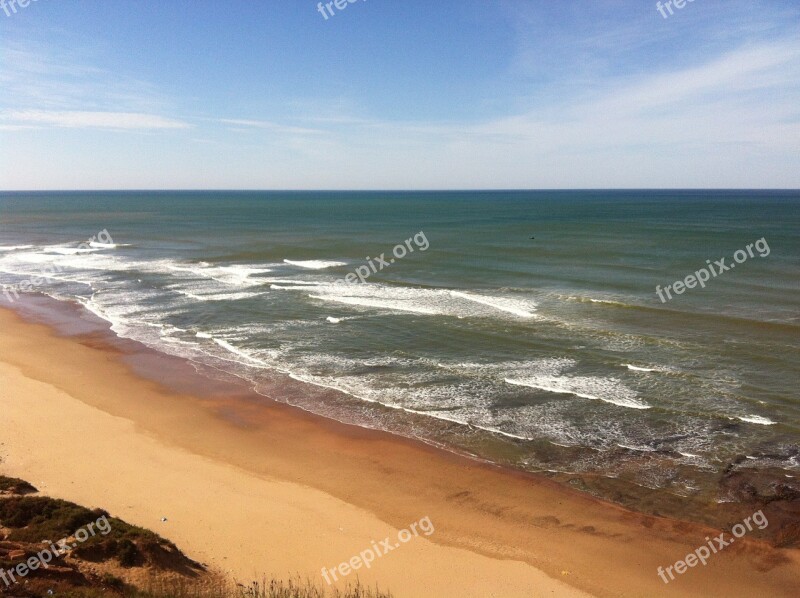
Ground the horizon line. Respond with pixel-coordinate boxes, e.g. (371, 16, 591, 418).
(1, 188, 799, 193)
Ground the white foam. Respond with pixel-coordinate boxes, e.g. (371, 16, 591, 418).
(44, 246, 101, 255)
(280, 364, 539, 443)
(309, 293, 440, 315)
(450, 290, 536, 318)
(264, 278, 324, 285)
(283, 259, 346, 270)
(271, 284, 322, 290)
(737, 415, 776, 426)
(0, 245, 34, 251)
(564, 295, 630, 307)
(162, 336, 198, 346)
(505, 374, 650, 410)
(326, 316, 342, 323)
(269, 355, 665, 448)
(624, 364, 657, 372)
(168, 263, 271, 286)
(76, 295, 115, 328)
(174, 288, 263, 302)
(402, 408, 535, 441)
(300, 283, 540, 320)
(212, 338, 268, 366)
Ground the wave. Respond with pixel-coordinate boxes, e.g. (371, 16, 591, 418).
(270, 284, 324, 290)
(737, 415, 777, 426)
(211, 338, 268, 366)
(174, 289, 264, 302)
(263, 278, 325, 285)
(75, 295, 115, 327)
(44, 246, 102, 255)
(283, 259, 346, 270)
(0, 245, 34, 251)
(278, 364, 539, 443)
(563, 292, 800, 332)
(504, 375, 650, 410)
(449, 290, 536, 318)
(88, 241, 131, 249)
(309, 293, 441, 315)
(168, 263, 272, 286)
(302, 283, 539, 320)
(564, 295, 634, 308)
(623, 364, 657, 372)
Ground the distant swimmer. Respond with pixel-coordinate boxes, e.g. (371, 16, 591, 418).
(530, 236, 535, 239)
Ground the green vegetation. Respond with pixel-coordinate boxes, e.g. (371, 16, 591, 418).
(0, 495, 189, 570)
(0, 495, 108, 541)
(0, 475, 38, 495)
(0, 477, 393, 598)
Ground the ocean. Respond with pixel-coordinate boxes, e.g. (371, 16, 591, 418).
(1, 190, 798, 517)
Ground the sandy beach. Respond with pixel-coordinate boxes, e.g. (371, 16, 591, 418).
(0, 305, 798, 597)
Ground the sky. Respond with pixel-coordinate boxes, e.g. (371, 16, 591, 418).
(1, 0, 799, 190)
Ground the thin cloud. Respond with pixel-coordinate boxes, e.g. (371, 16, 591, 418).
(3, 110, 191, 130)
(219, 118, 325, 136)
(0, 43, 170, 114)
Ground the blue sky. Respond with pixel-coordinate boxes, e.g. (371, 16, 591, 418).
(1, 0, 799, 189)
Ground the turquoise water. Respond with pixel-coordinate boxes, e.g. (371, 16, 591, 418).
(1, 190, 798, 505)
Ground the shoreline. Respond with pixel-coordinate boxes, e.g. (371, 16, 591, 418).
(1, 302, 798, 597)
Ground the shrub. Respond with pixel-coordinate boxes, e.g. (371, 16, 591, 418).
(0, 475, 38, 495)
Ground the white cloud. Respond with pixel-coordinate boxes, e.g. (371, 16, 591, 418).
(218, 118, 325, 136)
(2, 110, 191, 130)
(0, 43, 170, 114)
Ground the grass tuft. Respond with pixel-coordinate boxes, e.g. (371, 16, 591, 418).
(47, 577, 392, 598)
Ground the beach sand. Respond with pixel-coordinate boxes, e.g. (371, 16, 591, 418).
(0, 306, 798, 597)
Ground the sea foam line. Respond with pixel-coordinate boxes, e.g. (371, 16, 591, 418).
(504, 377, 651, 410)
(450, 291, 536, 318)
(737, 415, 777, 426)
(308, 294, 441, 315)
(284, 259, 347, 270)
(624, 364, 657, 372)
